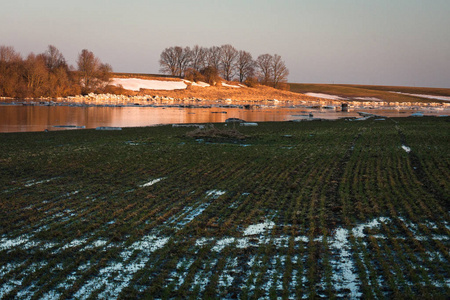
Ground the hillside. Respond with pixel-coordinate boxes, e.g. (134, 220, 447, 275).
(109, 73, 450, 103)
(289, 83, 450, 103)
(109, 73, 312, 101)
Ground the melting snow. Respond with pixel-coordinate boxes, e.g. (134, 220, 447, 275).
(110, 78, 187, 91)
(353, 97, 382, 101)
(243, 220, 275, 236)
(0, 234, 31, 251)
(402, 145, 411, 153)
(221, 83, 241, 88)
(330, 228, 362, 298)
(140, 177, 165, 187)
(212, 237, 235, 252)
(305, 93, 347, 100)
(205, 190, 226, 199)
(74, 235, 169, 299)
(390, 92, 450, 102)
(352, 217, 390, 238)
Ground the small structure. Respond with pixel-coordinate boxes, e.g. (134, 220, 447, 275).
(342, 103, 349, 112)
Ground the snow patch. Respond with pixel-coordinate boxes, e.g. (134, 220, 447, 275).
(111, 78, 188, 91)
(305, 93, 347, 100)
(353, 97, 382, 101)
(140, 177, 166, 187)
(243, 220, 275, 236)
(402, 145, 411, 153)
(205, 190, 226, 199)
(221, 83, 241, 88)
(330, 228, 362, 298)
(391, 92, 450, 102)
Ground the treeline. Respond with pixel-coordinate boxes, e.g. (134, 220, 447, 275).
(0, 45, 112, 98)
(159, 44, 289, 88)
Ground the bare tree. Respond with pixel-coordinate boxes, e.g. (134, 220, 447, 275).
(235, 50, 254, 83)
(159, 47, 178, 76)
(43, 45, 67, 72)
(189, 45, 206, 72)
(206, 46, 222, 71)
(0, 46, 21, 63)
(175, 46, 191, 77)
(23, 53, 48, 97)
(0, 46, 23, 97)
(219, 44, 238, 81)
(159, 46, 191, 77)
(77, 49, 111, 93)
(256, 54, 273, 86)
(271, 54, 289, 88)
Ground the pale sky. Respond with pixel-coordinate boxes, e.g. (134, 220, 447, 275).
(1, 0, 449, 87)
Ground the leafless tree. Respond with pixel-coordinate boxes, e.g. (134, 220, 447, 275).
(0, 46, 21, 63)
(256, 54, 273, 86)
(174, 46, 191, 77)
(23, 53, 48, 97)
(219, 44, 238, 81)
(189, 45, 206, 72)
(235, 50, 254, 83)
(43, 45, 67, 72)
(77, 49, 111, 93)
(159, 46, 191, 77)
(0, 46, 23, 97)
(159, 47, 178, 76)
(271, 54, 289, 88)
(206, 46, 222, 71)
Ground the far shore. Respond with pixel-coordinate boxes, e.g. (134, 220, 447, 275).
(1, 93, 449, 111)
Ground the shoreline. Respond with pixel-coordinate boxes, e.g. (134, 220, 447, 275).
(1, 93, 450, 110)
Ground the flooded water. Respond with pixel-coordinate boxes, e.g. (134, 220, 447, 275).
(0, 103, 448, 133)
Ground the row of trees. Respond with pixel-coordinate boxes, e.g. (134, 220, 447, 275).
(159, 45, 289, 88)
(0, 45, 112, 98)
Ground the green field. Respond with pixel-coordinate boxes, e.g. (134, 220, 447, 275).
(290, 83, 450, 103)
(1, 118, 449, 298)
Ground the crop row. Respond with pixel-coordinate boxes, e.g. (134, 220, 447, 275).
(0, 118, 448, 298)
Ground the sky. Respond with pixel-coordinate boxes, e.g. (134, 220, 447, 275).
(1, 0, 449, 88)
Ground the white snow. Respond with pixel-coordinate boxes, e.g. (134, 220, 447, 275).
(205, 189, 226, 199)
(391, 92, 450, 102)
(0, 234, 31, 251)
(243, 220, 275, 236)
(221, 83, 241, 88)
(188, 81, 210, 87)
(402, 145, 411, 153)
(111, 78, 188, 91)
(330, 228, 362, 298)
(352, 217, 390, 238)
(24, 178, 54, 187)
(140, 177, 166, 187)
(353, 97, 382, 101)
(305, 93, 347, 100)
(212, 237, 235, 252)
(74, 235, 169, 299)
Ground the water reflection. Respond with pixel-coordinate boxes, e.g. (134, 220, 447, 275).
(0, 104, 447, 133)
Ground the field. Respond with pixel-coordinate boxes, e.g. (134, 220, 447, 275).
(289, 83, 450, 103)
(1, 117, 449, 299)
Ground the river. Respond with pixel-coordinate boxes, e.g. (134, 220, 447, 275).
(0, 103, 448, 133)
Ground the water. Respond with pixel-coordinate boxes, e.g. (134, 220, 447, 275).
(0, 103, 448, 133)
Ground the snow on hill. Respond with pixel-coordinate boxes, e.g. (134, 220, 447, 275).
(110, 78, 244, 91)
(110, 78, 189, 91)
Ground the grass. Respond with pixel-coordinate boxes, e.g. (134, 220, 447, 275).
(0, 117, 449, 298)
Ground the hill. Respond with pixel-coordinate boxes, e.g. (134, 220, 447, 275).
(289, 83, 450, 103)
